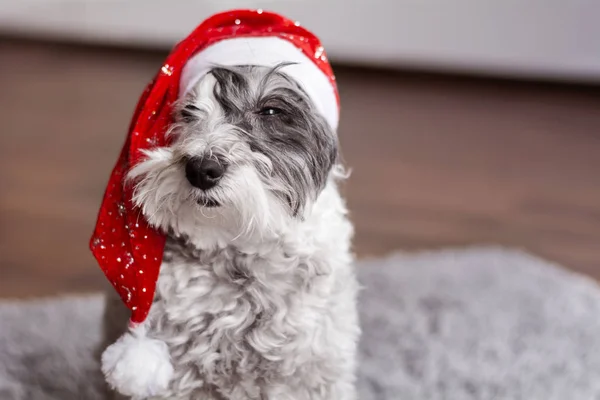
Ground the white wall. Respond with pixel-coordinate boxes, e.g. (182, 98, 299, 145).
(1, 0, 599, 83)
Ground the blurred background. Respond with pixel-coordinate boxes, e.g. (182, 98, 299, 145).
(1, 0, 599, 299)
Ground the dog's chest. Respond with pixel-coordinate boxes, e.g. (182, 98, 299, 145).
(149, 243, 323, 389)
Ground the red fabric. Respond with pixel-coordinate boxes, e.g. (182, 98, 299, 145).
(89, 9, 338, 324)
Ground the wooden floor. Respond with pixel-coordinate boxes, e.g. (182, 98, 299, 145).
(1, 39, 599, 299)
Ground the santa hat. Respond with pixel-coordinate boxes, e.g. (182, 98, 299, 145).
(90, 9, 339, 327)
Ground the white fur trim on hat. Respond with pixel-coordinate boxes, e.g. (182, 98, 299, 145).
(180, 37, 339, 130)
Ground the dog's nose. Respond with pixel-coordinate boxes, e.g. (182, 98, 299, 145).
(185, 157, 225, 190)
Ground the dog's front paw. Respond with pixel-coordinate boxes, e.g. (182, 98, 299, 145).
(101, 328, 174, 398)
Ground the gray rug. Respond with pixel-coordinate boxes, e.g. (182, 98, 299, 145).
(1, 247, 600, 400)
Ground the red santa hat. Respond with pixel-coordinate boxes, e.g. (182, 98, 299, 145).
(90, 9, 339, 326)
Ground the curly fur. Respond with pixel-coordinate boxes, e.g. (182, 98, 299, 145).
(101, 64, 360, 400)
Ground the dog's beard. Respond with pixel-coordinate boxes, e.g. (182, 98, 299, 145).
(127, 64, 339, 248)
(128, 143, 294, 245)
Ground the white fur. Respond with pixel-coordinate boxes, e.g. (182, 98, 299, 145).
(101, 325, 174, 398)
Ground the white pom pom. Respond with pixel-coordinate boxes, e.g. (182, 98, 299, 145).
(101, 325, 174, 398)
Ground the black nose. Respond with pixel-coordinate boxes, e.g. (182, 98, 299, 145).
(185, 157, 225, 190)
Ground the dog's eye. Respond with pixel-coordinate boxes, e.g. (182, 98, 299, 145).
(258, 107, 282, 116)
(180, 104, 200, 122)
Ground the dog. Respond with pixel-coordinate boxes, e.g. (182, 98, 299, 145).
(100, 63, 360, 400)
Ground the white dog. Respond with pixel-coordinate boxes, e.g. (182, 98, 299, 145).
(99, 63, 360, 400)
